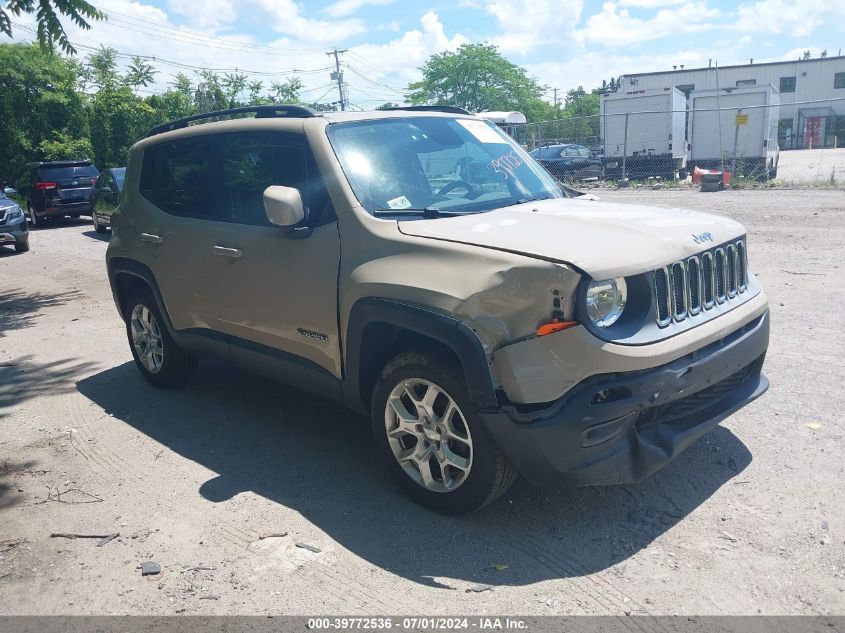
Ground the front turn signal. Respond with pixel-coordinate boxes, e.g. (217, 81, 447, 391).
(536, 320, 577, 337)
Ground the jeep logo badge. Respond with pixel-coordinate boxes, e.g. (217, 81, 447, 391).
(692, 232, 714, 244)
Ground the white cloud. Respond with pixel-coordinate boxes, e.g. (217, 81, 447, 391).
(526, 48, 709, 94)
(167, 0, 235, 31)
(485, 0, 584, 56)
(579, 2, 721, 47)
(247, 0, 367, 42)
(617, 0, 684, 7)
(323, 0, 393, 18)
(344, 12, 469, 104)
(735, 0, 845, 37)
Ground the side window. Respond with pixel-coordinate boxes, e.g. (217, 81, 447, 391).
(220, 132, 335, 227)
(577, 147, 591, 158)
(140, 136, 223, 219)
(562, 146, 579, 157)
(16, 168, 30, 189)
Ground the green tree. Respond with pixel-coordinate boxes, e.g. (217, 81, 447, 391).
(377, 102, 400, 109)
(1, 0, 104, 54)
(407, 43, 550, 120)
(124, 55, 157, 94)
(222, 72, 247, 108)
(37, 131, 93, 160)
(145, 72, 194, 122)
(85, 45, 119, 90)
(0, 42, 88, 184)
(562, 86, 600, 118)
(88, 85, 155, 167)
(194, 70, 227, 112)
(270, 78, 303, 104)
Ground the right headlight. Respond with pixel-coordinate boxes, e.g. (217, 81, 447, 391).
(0, 205, 23, 225)
(585, 277, 627, 328)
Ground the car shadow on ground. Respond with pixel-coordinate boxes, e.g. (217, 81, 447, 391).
(80, 229, 109, 242)
(0, 245, 24, 258)
(27, 217, 90, 231)
(76, 360, 751, 588)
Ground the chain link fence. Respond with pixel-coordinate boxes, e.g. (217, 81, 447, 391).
(500, 99, 845, 188)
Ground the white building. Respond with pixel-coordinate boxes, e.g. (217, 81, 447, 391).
(619, 56, 845, 148)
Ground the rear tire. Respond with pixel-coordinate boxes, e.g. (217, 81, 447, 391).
(125, 288, 198, 388)
(371, 351, 517, 514)
(92, 210, 107, 233)
(27, 204, 39, 228)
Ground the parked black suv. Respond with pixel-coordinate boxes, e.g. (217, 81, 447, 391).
(12, 161, 98, 227)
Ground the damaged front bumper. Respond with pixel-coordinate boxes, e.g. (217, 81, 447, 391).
(478, 311, 769, 485)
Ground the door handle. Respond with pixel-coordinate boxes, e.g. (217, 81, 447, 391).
(141, 233, 164, 244)
(213, 245, 243, 259)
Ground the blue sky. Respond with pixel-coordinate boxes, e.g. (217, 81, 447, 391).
(7, 0, 845, 107)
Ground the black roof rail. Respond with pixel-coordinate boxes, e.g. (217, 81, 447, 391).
(146, 105, 319, 138)
(382, 105, 472, 115)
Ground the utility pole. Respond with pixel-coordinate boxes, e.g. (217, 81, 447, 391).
(327, 48, 348, 111)
(553, 87, 559, 109)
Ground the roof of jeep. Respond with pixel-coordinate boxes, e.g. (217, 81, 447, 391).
(134, 108, 478, 149)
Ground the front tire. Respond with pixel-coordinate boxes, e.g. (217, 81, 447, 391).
(14, 241, 30, 253)
(371, 352, 517, 514)
(125, 289, 198, 388)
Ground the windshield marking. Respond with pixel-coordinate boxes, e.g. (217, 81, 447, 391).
(488, 151, 524, 180)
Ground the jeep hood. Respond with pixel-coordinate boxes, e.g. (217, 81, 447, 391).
(397, 198, 745, 278)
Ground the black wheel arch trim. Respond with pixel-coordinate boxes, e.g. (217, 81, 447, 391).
(107, 257, 175, 329)
(343, 297, 499, 413)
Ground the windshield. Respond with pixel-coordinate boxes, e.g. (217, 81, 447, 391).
(37, 164, 98, 182)
(327, 117, 562, 217)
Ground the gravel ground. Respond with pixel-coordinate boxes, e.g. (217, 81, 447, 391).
(1, 188, 844, 616)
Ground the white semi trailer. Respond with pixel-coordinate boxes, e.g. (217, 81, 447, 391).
(687, 84, 780, 180)
(600, 87, 688, 180)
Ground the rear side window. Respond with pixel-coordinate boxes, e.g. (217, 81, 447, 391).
(140, 133, 334, 226)
(140, 136, 223, 219)
(37, 164, 98, 181)
(113, 168, 126, 188)
(96, 171, 114, 190)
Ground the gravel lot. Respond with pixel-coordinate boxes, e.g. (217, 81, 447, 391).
(1, 188, 844, 616)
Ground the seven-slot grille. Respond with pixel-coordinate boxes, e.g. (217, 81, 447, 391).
(654, 239, 748, 327)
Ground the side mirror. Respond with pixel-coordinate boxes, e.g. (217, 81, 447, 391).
(263, 185, 305, 228)
(98, 186, 113, 194)
(3, 186, 17, 196)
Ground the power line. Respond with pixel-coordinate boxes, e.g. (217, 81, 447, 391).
(10, 22, 334, 77)
(95, 5, 324, 55)
(344, 65, 407, 96)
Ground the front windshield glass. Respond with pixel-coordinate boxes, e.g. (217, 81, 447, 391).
(327, 116, 562, 217)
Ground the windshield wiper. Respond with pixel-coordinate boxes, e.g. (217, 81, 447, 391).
(373, 207, 457, 218)
(500, 195, 555, 208)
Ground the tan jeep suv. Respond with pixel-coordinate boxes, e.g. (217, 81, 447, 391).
(106, 105, 769, 514)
